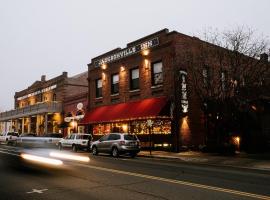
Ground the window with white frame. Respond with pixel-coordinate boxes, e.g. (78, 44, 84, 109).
(130, 68, 139, 90)
(152, 61, 163, 85)
(111, 74, 119, 94)
(96, 78, 102, 98)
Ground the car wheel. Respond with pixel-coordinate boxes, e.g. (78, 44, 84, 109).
(112, 147, 119, 158)
(58, 143, 62, 150)
(130, 152, 137, 158)
(72, 144, 77, 152)
(92, 146, 98, 155)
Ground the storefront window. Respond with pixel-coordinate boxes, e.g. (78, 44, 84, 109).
(96, 78, 102, 98)
(92, 119, 171, 136)
(152, 61, 163, 85)
(111, 74, 119, 94)
(130, 68, 139, 90)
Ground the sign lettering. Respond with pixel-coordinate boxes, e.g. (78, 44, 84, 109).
(94, 37, 159, 67)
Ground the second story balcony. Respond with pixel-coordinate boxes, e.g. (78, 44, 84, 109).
(0, 101, 62, 121)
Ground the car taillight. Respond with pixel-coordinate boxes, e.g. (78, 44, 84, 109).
(120, 141, 125, 145)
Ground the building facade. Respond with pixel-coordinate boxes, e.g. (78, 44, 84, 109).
(0, 71, 88, 135)
(82, 28, 270, 151)
(81, 29, 207, 150)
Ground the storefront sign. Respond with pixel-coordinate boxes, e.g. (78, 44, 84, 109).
(17, 84, 57, 100)
(94, 37, 159, 67)
(77, 103, 83, 110)
(64, 117, 72, 122)
(75, 115, 84, 120)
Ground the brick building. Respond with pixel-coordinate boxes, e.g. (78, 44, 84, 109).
(0, 71, 88, 135)
(81, 29, 206, 150)
(82, 28, 270, 151)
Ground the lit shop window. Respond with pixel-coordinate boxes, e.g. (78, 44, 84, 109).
(130, 68, 139, 90)
(111, 74, 119, 94)
(180, 70, 188, 113)
(152, 61, 163, 85)
(96, 78, 102, 98)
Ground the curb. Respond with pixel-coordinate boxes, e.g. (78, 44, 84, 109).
(138, 153, 270, 173)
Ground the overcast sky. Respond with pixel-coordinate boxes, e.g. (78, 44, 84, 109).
(0, 0, 269, 111)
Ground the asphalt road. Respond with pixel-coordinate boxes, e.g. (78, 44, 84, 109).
(0, 145, 270, 200)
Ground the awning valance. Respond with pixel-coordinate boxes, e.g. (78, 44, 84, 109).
(80, 96, 168, 124)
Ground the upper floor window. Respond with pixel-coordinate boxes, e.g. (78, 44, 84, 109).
(53, 93, 57, 101)
(96, 78, 102, 98)
(111, 74, 119, 94)
(221, 71, 227, 91)
(202, 67, 209, 87)
(152, 61, 163, 85)
(130, 68, 139, 90)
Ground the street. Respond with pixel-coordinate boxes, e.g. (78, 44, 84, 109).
(0, 145, 270, 200)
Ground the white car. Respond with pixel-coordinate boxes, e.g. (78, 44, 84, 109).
(58, 133, 92, 152)
(0, 132, 19, 145)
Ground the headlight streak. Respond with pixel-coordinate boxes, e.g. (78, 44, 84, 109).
(21, 153, 63, 166)
(49, 152, 90, 162)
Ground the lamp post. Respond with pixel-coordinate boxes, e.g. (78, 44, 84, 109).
(147, 119, 154, 155)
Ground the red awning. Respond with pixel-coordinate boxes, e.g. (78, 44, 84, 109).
(81, 96, 168, 124)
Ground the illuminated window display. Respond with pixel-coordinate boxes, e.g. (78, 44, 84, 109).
(92, 119, 171, 136)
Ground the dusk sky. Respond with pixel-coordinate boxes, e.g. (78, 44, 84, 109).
(1, 0, 269, 111)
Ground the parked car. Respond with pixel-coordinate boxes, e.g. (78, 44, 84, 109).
(16, 133, 62, 148)
(0, 132, 19, 145)
(43, 133, 63, 145)
(58, 133, 92, 152)
(91, 133, 140, 158)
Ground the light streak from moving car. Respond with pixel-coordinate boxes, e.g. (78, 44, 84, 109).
(49, 152, 90, 162)
(21, 153, 63, 166)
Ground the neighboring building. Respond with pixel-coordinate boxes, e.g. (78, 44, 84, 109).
(0, 71, 88, 135)
(62, 91, 88, 135)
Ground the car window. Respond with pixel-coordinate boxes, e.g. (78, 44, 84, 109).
(70, 134, 75, 139)
(108, 134, 120, 140)
(124, 134, 137, 141)
(7, 133, 12, 136)
(77, 135, 90, 140)
(100, 135, 109, 142)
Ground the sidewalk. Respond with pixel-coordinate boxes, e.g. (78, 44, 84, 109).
(138, 150, 270, 171)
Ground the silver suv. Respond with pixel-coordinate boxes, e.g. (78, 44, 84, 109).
(91, 133, 140, 158)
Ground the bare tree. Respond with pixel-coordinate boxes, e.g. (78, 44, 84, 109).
(182, 26, 270, 152)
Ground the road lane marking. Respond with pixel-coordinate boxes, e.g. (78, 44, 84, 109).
(27, 189, 48, 194)
(0, 150, 20, 157)
(0, 147, 20, 153)
(74, 163, 270, 200)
